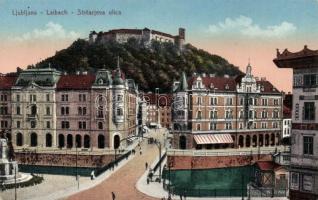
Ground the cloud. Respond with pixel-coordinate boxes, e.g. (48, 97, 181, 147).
(12, 22, 81, 42)
(208, 15, 296, 38)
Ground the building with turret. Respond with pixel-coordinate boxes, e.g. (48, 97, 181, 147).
(0, 62, 139, 169)
(89, 27, 185, 50)
(171, 63, 283, 150)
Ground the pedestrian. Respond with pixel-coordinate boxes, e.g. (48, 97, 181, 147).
(140, 149, 142, 155)
(179, 194, 183, 200)
(111, 191, 116, 200)
(145, 162, 148, 169)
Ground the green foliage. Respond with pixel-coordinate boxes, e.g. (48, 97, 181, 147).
(33, 39, 242, 92)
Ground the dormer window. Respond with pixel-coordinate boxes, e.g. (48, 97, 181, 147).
(261, 85, 264, 92)
(98, 79, 104, 85)
(225, 84, 229, 90)
(210, 83, 214, 89)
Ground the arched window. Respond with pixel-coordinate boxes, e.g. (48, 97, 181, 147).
(16, 132, 23, 146)
(270, 133, 275, 146)
(246, 135, 251, 147)
(265, 134, 270, 146)
(30, 132, 37, 147)
(75, 135, 82, 148)
(238, 135, 244, 148)
(67, 134, 73, 148)
(98, 134, 105, 148)
(113, 135, 120, 149)
(259, 134, 264, 146)
(252, 135, 257, 147)
(179, 135, 187, 149)
(58, 134, 65, 148)
(46, 133, 52, 147)
(98, 122, 103, 129)
(84, 135, 90, 148)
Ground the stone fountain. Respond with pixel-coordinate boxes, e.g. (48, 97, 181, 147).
(0, 138, 32, 185)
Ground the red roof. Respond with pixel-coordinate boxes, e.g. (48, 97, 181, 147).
(57, 74, 95, 90)
(187, 76, 280, 94)
(188, 76, 237, 92)
(0, 75, 17, 90)
(257, 80, 280, 93)
(256, 161, 280, 171)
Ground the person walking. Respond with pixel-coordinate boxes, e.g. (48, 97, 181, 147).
(111, 191, 116, 200)
(145, 162, 148, 169)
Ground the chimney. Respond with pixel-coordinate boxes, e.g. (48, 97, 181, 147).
(261, 77, 266, 81)
(82, 71, 88, 75)
(202, 73, 206, 77)
(193, 72, 197, 76)
(76, 71, 80, 75)
(224, 74, 229, 78)
(63, 72, 68, 75)
(209, 74, 215, 77)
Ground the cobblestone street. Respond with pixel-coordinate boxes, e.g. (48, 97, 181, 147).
(67, 130, 164, 200)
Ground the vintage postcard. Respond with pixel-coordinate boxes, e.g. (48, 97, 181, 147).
(0, 1, 317, 200)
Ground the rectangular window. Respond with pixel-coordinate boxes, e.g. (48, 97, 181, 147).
(16, 94, 20, 102)
(16, 106, 21, 115)
(303, 136, 313, 155)
(304, 102, 315, 120)
(46, 94, 50, 102)
(226, 98, 233, 106)
(46, 107, 50, 115)
(197, 124, 201, 131)
(210, 123, 216, 130)
(47, 121, 51, 129)
(304, 74, 316, 87)
(17, 121, 21, 128)
(30, 121, 36, 128)
(62, 121, 70, 129)
(83, 107, 87, 115)
(62, 94, 68, 102)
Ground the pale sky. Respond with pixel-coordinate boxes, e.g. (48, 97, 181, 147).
(1, 0, 318, 93)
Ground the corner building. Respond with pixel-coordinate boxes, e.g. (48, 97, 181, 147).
(274, 45, 318, 200)
(172, 63, 283, 150)
(9, 65, 138, 153)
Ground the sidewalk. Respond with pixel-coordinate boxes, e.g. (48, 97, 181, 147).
(1, 139, 140, 200)
(136, 157, 288, 200)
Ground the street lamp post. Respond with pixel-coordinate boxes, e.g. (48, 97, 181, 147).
(14, 165, 17, 200)
(75, 141, 79, 189)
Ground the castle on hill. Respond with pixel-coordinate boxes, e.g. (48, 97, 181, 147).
(89, 27, 185, 50)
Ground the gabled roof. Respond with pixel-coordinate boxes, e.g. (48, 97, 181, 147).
(0, 75, 17, 90)
(57, 74, 96, 90)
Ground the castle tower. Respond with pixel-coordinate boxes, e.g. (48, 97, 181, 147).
(177, 28, 186, 51)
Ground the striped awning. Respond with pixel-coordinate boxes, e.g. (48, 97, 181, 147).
(194, 134, 234, 145)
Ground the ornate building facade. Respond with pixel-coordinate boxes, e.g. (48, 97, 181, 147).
(172, 64, 283, 150)
(3, 65, 138, 153)
(274, 45, 318, 200)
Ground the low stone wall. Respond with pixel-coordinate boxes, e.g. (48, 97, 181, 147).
(168, 154, 272, 170)
(15, 152, 117, 168)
